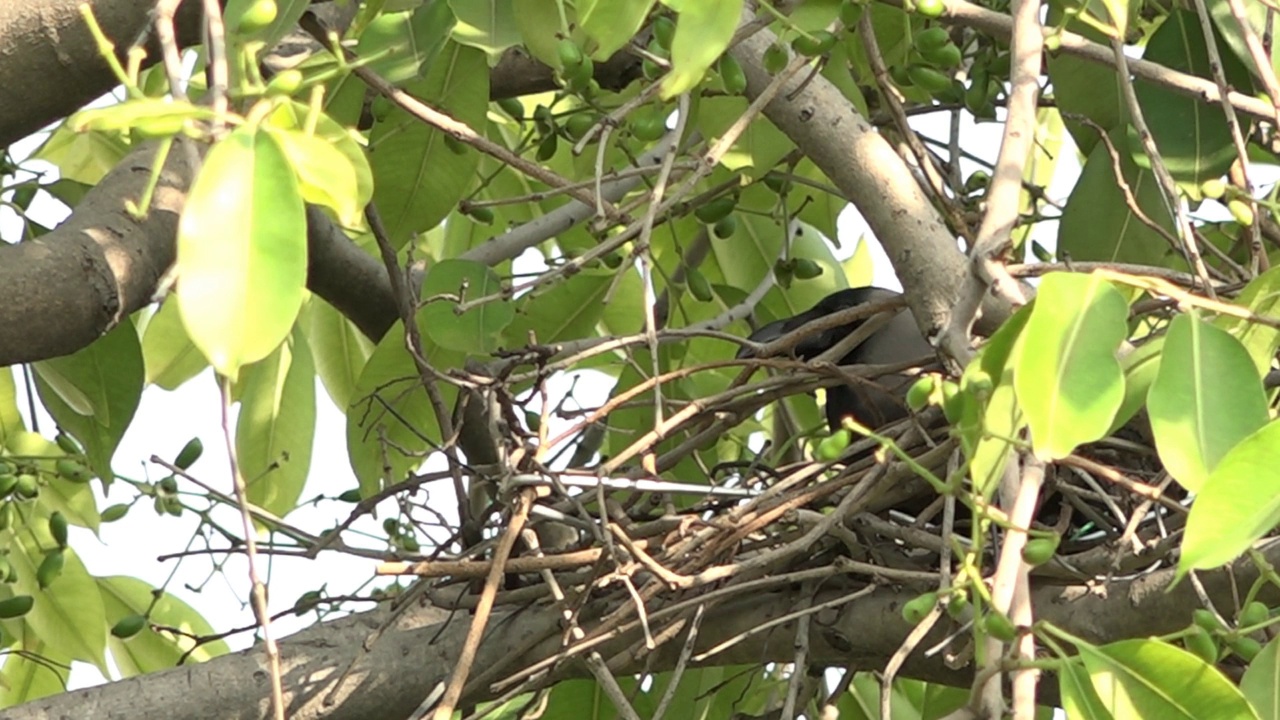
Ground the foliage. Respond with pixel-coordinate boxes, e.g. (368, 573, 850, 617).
(5, 0, 1280, 717)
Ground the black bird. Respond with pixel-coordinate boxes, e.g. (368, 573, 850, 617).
(737, 287, 933, 432)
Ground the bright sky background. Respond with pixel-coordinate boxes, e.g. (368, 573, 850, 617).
(0, 96, 1075, 690)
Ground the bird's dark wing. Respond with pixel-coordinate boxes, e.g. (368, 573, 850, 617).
(738, 287, 933, 431)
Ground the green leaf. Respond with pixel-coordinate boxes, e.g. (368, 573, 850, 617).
(353, 2, 455, 86)
(448, 0, 521, 57)
(1060, 657, 1115, 720)
(3, 535, 107, 675)
(1240, 634, 1280, 719)
(347, 322, 462, 497)
(98, 576, 229, 677)
(1045, 8, 1124, 155)
(270, 127, 368, 227)
(1216, 265, 1280, 376)
(68, 97, 214, 135)
(960, 306, 1031, 498)
(177, 124, 307, 378)
(31, 122, 128, 185)
(1181, 420, 1280, 572)
(660, 0, 743, 98)
(1134, 10, 1248, 183)
(695, 96, 792, 175)
(33, 322, 143, 481)
(1079, 638, 1257, 719)
(268, 101, 375, 226)
(305, 300, 373, 410)
(506, 271, 612, 346)
(1148, 314, 1267, 492)
(236, 327, 315, 519)
(4, 432, 100, 533)
(0, 368, 25, 451)
(512, 0, 568, 69)
(580, 0, 656, 59)
(1013, 273, 1128, 460)
(142, 297, 208, 390)
(370, 41, 488, 246)
(0, 638, 71, 706)
(1058, 128, 1179, 266)
(420, 259, 514, 354)
(1107, 336, 1163, 435)
(1210, 0, 1280, 82)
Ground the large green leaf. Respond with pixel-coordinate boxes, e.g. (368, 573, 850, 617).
(448, 0, 520, 57)
(1180, 420, 1280, 572)
(580, 0, 656, 59)
(1079, 638, 1257, 719)
(957, 306, 1032, 498)
(0, 368, 26, 451)
(269, 123, 372, 227)
(30, 122, 128, 185)
(33, 322, 143, 481)
(177, 125, 307, 378)
(141, 297, 207, 390)
(1013, 273, 1128, 460)
(1216, 265, 1280, 376)
(0, 639, 71, 707)
(1148, 314, 1267, 492)
(305, 300, 374, 410)
(505, 270, 613, 346)
(2, 529, 107, 675)
(1240, 634, 1280, 720)
(236, 327, 316, 519)
(1045, 6, 1124, 155)
(1060, 657, 1115, 720)
(1134, 10, 1249, 183)
(1058, 128, 1178, 266)
(347, 322, 462, 497)
(98, 576, 229, 677)
(1209, 0, 1280, 86)
(420, 259, 514, 353)
(660, 0, 743, 98)
(370, 42, 488, 246)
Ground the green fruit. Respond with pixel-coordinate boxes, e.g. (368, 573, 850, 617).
(0, 505, 13, 531)
(0, 557, 13, 583)
(902, 591, 938, 624)
(889, 64, 914, 88)
(0, 595, 33, 619)
(983, 611, 1017, 642)
(720, 55, 747, 94)
(400, 534, 420, 553)
(0, 474, 16, 499)
(712, 215, 738, 239)
(1021, 535, 1060, 566)
(101, 504, 130, 523)
(946, 591, 970, 619)
(815, 429, 853, 461)
(49, 512, 68, 549)
(370, 96, 393, 123)
(159, 476, 179, 495)
(163, 496, 183, 517)
(966, 369, 994, 396)
(964, 170, 991, 194)
(695, 196, 736, 224)
(763, 173, 791, 194)
(631, 109, 667, 142)
(111, 614, 148, 639)
(1228, 635, 1262, 662)
(237, 0, 278, 33)
(914, 27, 951, 52)
(763, 43, 789, 74)
(915, 0, 946, 18)
(443, 134, 469, 155)
(533, 104, 553, 134)
(36, 550, 64, 589)
(466, 205, 495, 224)
(1200, 178, 1226, 199)
(965, 78, 991, 115)
(557, 39, 585, 70)
(653, 16, 676, 51)
(1185, 626, 1218, 663)
(792, 258, 824, 279)
(563, 57, 594, 91)
(1239, 601, 1269, 628)
(337, 489, 362, 503)
(14, 474, 37, 500)
(908, 66, 953, 94)
(687, 268, 714, 302)
(536, 132, 559, 161)
(1229, 199, 1255, 227)
(174, 437, 203, 470)
(1194, 608, 1224, 632)
(56, 459, 90, 483)
(920, 43, 962, 69)
(383, 518, 399, 536)
(55, 433, 82, 454)
(792, 30, 836, 57)
(266, 69, 303, 96)
(840, 1, 862, 27)
(564, 113, 596, 141)
(940, 381, 966, 423)
(293, 590, 323, 615)
(601, 251, 625, 269)
(497, 97, 524, 121)
(906, 376, 935, 411)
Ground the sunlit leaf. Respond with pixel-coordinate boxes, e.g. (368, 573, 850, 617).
(1013, 273, 1128, 460)
(1181, 420, 1280, 572)
(448, 0, 521, 57)
(99, 576, 229, 677)
(1148, 314, 1267, 492)
(305, 300, 374, 410)
(142, 297, 208, 390)
(1079, 637, 1256, 719)
(177, 125, 307, 377)
(660, 0, 743, 98)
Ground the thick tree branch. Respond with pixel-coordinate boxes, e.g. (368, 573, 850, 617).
(9, 541, 1278, 719)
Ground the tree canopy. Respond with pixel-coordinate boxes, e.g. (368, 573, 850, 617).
(3, 0, 1280, 718)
